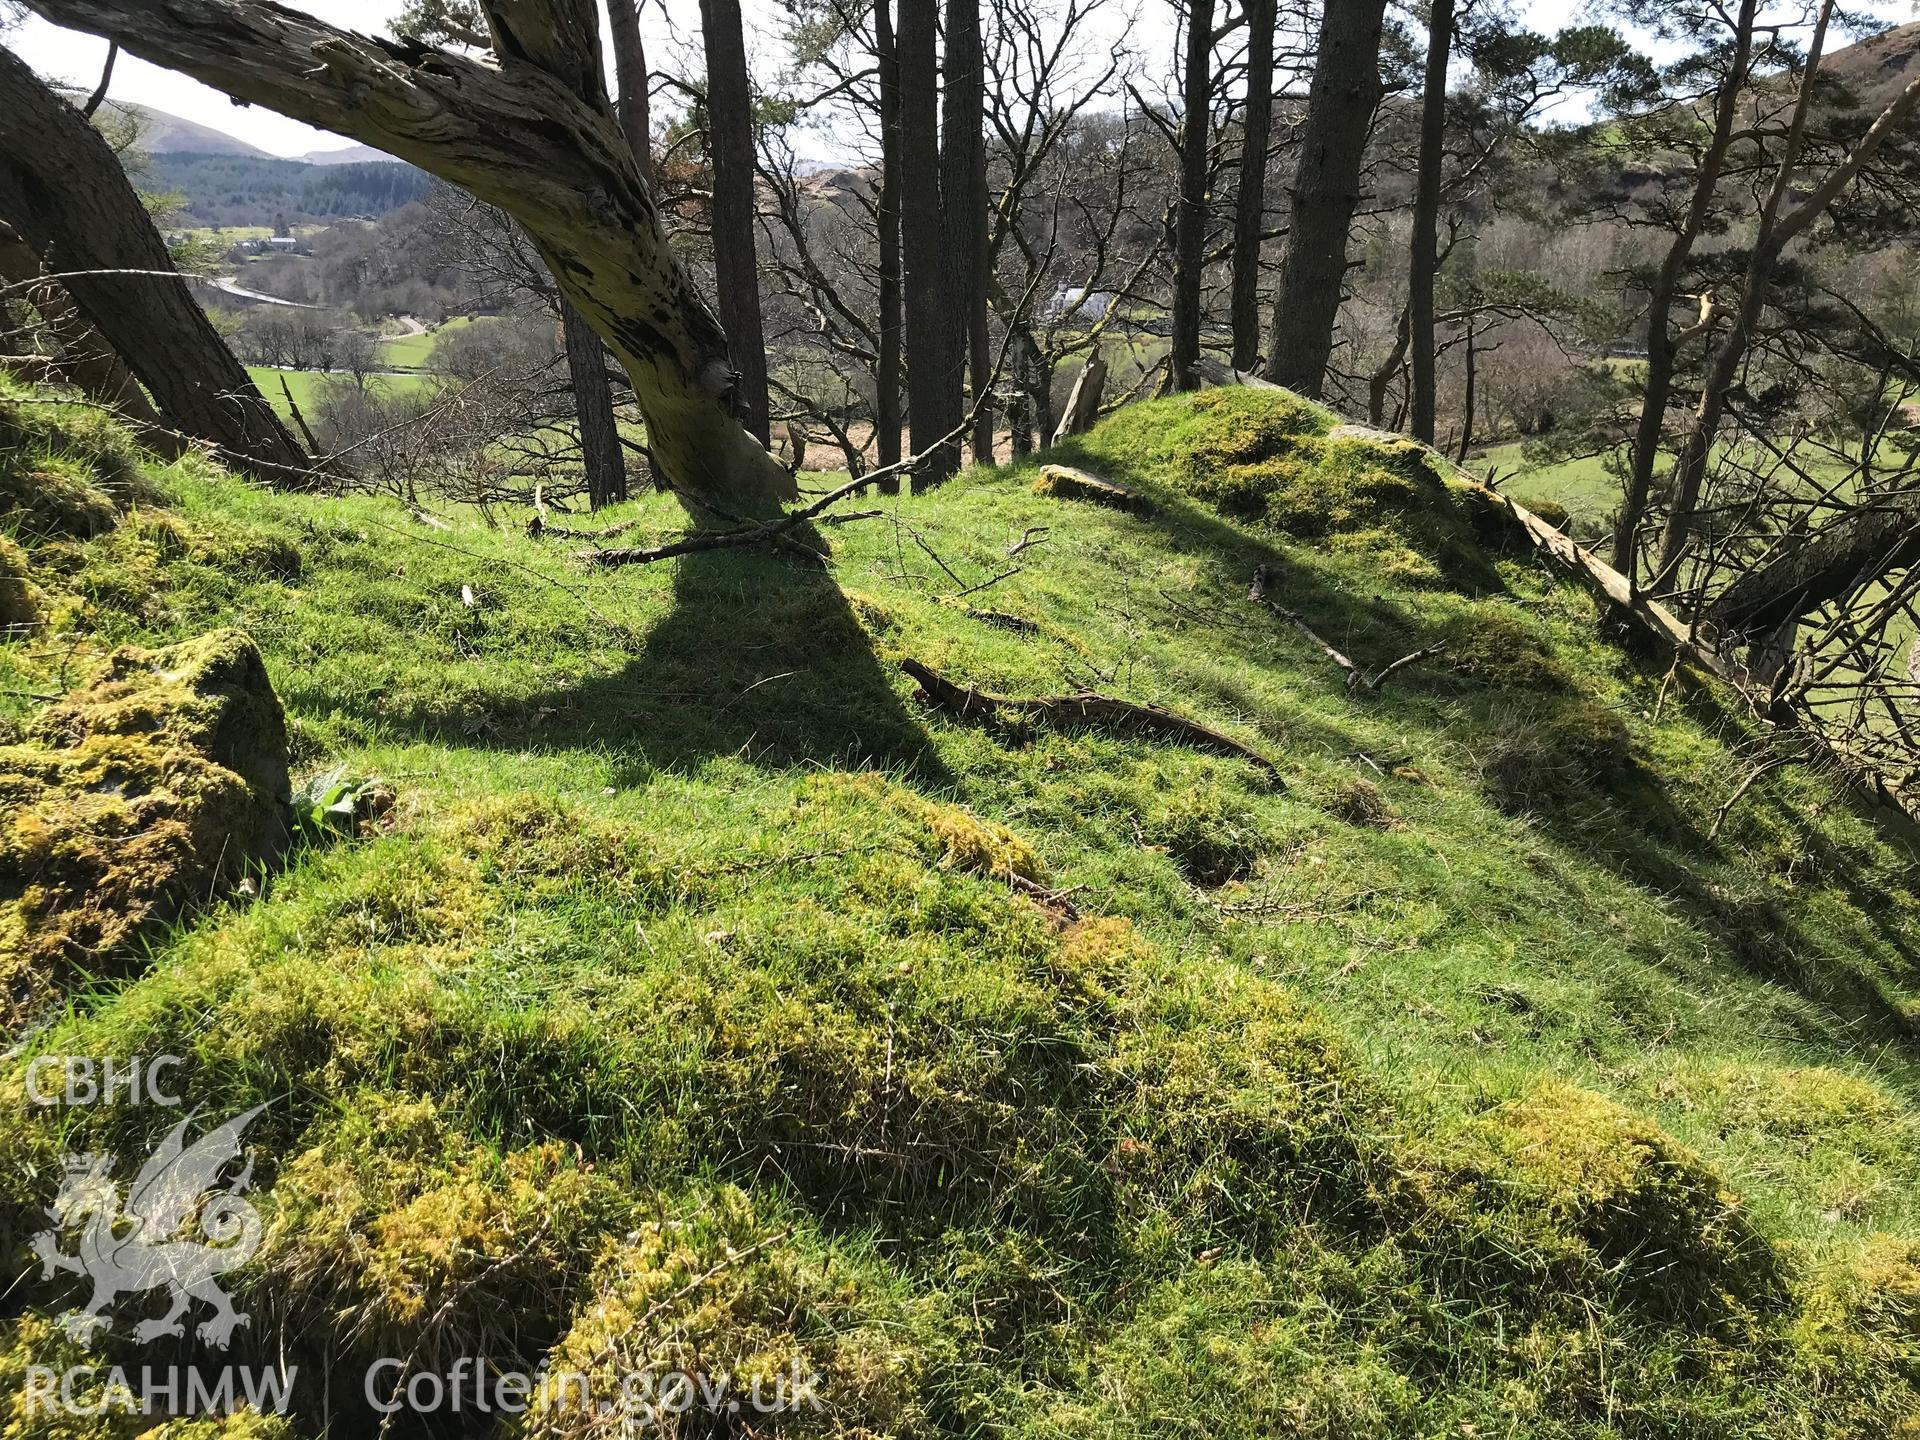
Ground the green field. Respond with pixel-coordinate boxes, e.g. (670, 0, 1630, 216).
(5, 377, 1920, 1434)
(249, 365, 435, 420)
(376, 314, 482, 370)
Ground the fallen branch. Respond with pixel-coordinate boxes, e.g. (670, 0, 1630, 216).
(1247, 565, 1444, 693)
(901, 658, 1281, 778)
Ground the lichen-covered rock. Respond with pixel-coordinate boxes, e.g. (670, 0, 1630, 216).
(0, 628, 291, 1016)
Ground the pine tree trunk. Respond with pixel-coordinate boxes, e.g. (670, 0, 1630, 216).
(0, 43, 307, 482)
(562, 298, 626, 507)
(22, 0, 793, 508)
(1262, 0, 1387, 396)
(699, 0, 770, 446)
(1229, 0, 1274, 373)
(873, 0, 904, 489)
(1408, 0, 1453, 445)
(897, 0, 959, 485)
(1169, 0, 1215, 393)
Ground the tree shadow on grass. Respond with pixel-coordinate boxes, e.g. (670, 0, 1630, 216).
(399, 535, 954, 788)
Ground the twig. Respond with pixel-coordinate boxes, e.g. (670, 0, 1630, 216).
(901, 657, 1281, 777)
(1708, 753, 1795, 840)
(1247, 565, 1442, 692)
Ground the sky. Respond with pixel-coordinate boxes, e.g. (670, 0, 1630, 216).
(7, 0, 1917, 159)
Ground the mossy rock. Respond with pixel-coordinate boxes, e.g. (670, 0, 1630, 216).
(0, 628, 292, 1017)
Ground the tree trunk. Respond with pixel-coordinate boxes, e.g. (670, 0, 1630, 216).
(1408, 0, 1453, 445)
(941, 0, 991, 464)
(1052, 350, 1106, 442)
(0, 219, 184, 456)
(1455, 316, 1476, 463)
(897, 0, 959, 485)
(562, 298, 626, 507)
(1653, 0, 1920, 587)
(1705, 492, 1920, 643)
(1610, 0, 1755, 576)
(0, 42, 306, 481)
(22, 0, 793, 508)
(1169, 0, 1215, 393)
(1368, 304, 1410, 427)
(700, 0, 770, 446)
(1229, 0, 1274, 373)
(873, 0, 903, 490)
(607, 0, 652, 178)
(1262, 0, 1386, 396)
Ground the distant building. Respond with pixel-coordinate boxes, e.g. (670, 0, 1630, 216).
(1046, 286, 1114, 322)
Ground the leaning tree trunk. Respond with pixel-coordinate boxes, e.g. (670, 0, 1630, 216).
(1609, 0, 1756, 577)
(1407, 0, 1453, 445)
(562, 299, 626, 507)
(1262, 0, 1387, 396)
(1706, 491, 1920, 644)
(1168, 0, 1215, 393)
(700, 0, 770, 446)
(0, 219, 183, 456)
(21, 0, 793, 507)
(0, 42, 306, 481)
(1229, 0, 1274, 373)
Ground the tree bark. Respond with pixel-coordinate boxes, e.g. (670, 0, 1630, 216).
(699, 0, 770, 445)
(1169, 0, 1215, 393)
(22, 0, 793, 507)
(873, 0, 903, 488)
(1229, 0, 1273, 372)
(607, 0, 652, 178)
(1261, 0, 1386, 396)
(0, 42, 306, 481)
(1408, 0, 1453, 445)
(561, 298, 626, 507)
(897, 0, 959, 484)
(941, 0, 991, 464)
(0, 219, 184, 455)
(1609, 0, 1755, 576)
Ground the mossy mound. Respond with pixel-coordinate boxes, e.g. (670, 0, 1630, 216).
(1422, 1081, 1779, 1321)
(0, 628, 291, 1017)
(1059, 389, 1499, 590)
(0, 379, 158, 538)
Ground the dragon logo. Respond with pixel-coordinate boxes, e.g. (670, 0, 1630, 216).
(31, 1106, 265, 1348)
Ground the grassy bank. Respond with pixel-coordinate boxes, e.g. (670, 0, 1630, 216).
(3, 379, 1919, 1437)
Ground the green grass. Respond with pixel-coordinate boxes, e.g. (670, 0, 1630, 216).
(4, 375, 1920, 1435)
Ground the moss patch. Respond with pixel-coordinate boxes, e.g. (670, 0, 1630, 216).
(0, 629, 291, 1017)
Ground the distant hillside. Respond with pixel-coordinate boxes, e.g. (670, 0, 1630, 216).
(1821, 20, 1920, 113)
(300, 143, 403, 166)
(85, 96, 273, 158)
(140, 151, 436, 227)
